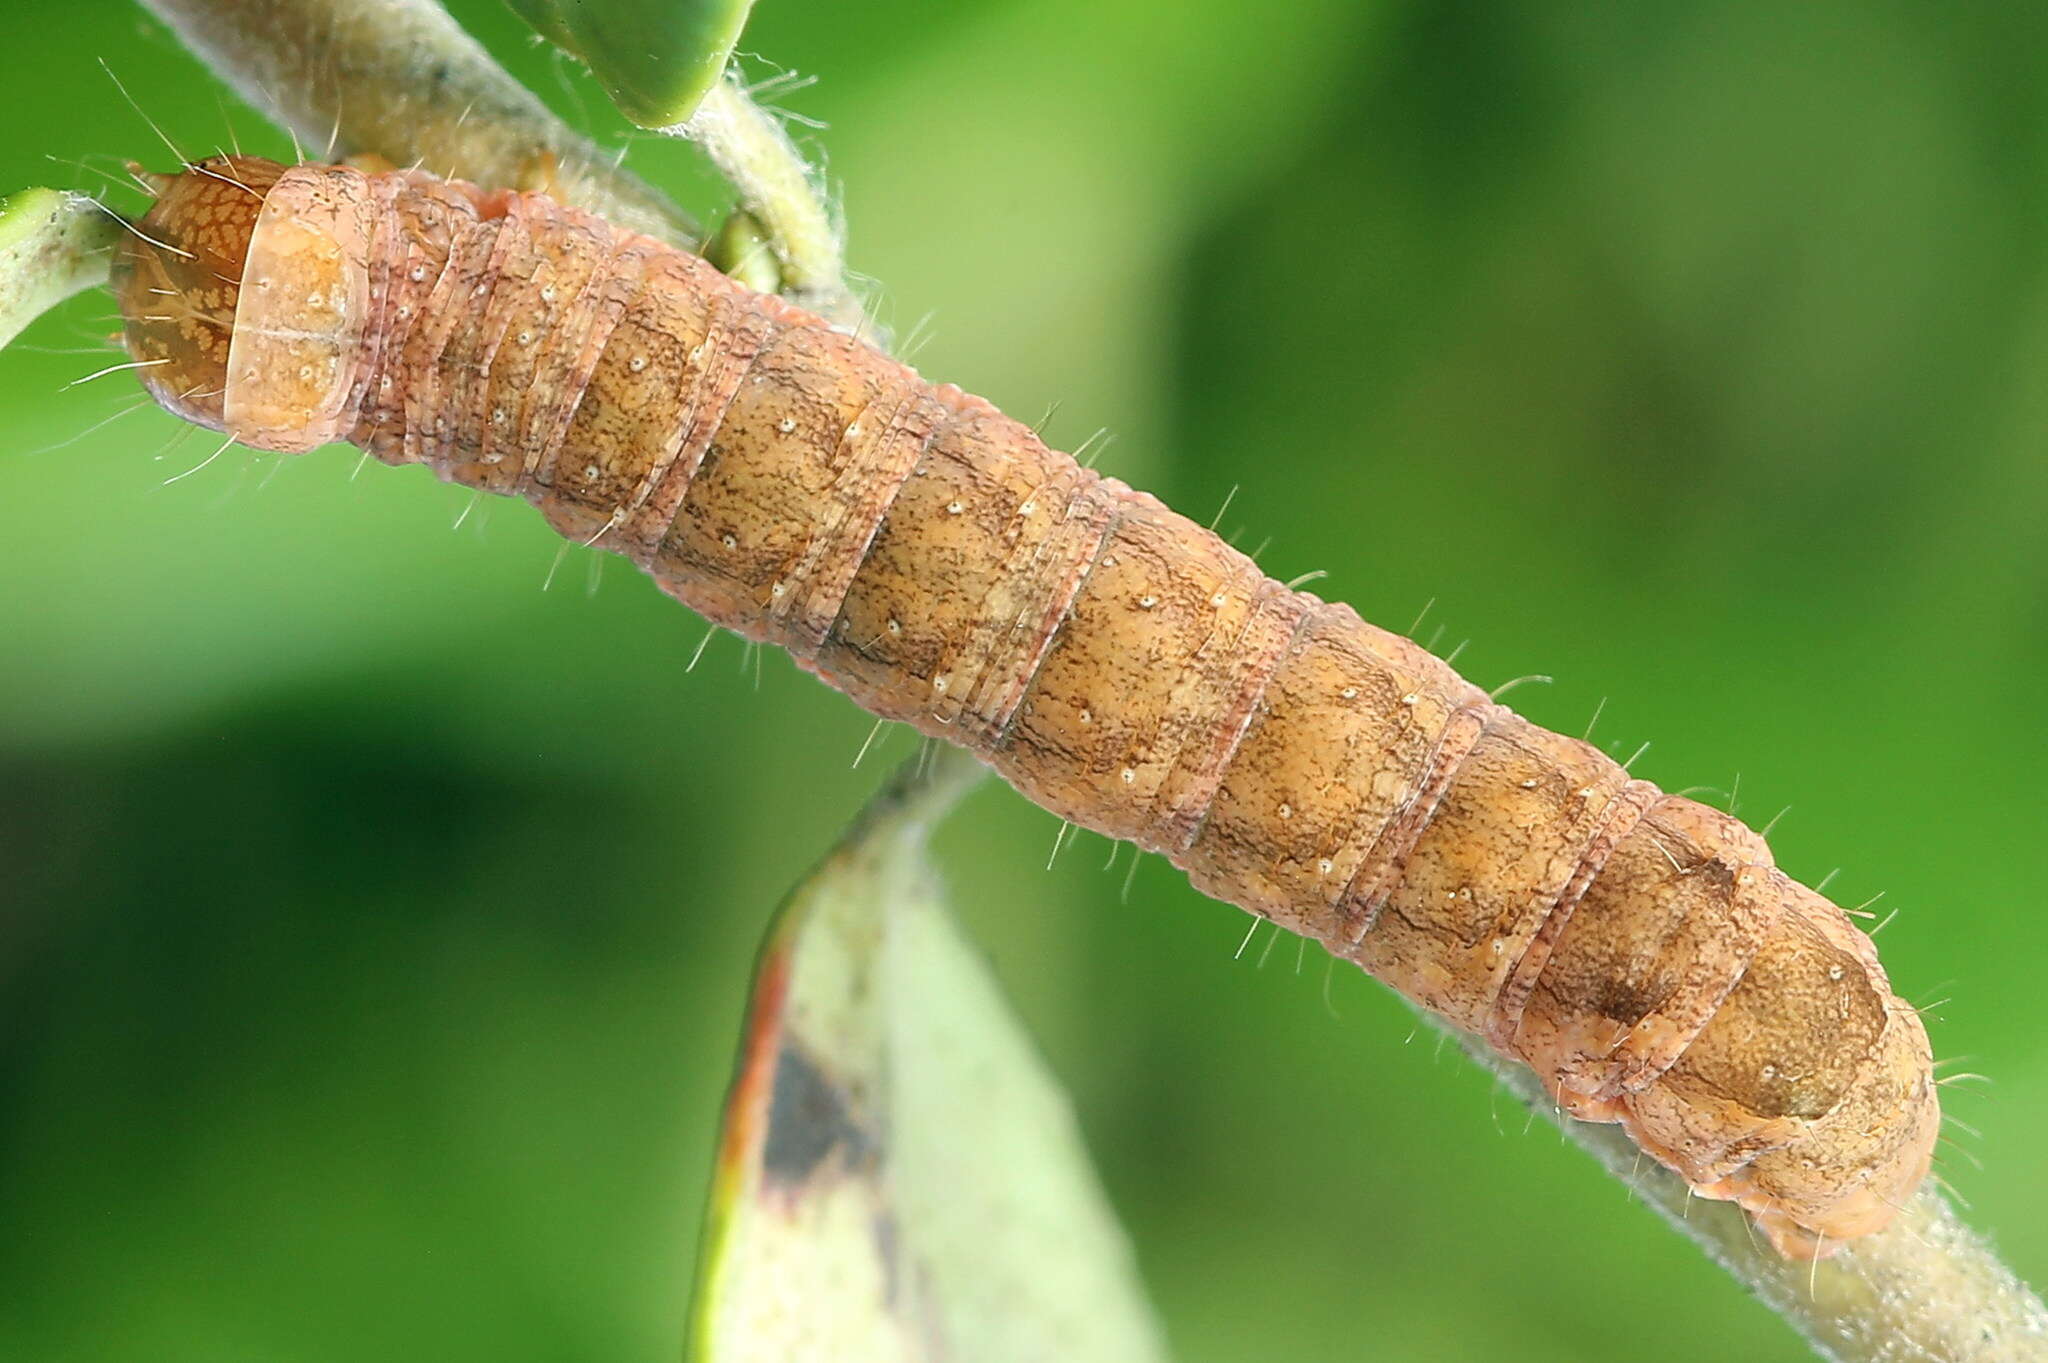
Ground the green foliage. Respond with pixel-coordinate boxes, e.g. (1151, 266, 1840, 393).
(690, 750, 1165, 1362)
(506, 0, 756, 126)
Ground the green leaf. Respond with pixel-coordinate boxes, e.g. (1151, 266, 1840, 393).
(0, 188, 121, 351)
(505, 0, 757, 127)
(689, 748, 1169, 1363)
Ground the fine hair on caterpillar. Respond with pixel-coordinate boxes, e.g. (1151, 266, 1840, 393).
(109, 153, 1939, 1260)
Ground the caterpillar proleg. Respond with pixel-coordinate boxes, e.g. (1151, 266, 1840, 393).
(111, 154, 1938, 1259)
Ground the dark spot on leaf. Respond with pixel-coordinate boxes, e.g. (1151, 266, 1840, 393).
(763, 1041, 870, 1185)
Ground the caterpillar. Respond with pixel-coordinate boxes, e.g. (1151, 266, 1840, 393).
(110, 153, 1938, 1259)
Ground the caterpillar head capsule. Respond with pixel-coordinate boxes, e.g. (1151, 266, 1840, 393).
(115, 155, 379, 454)
(111, 155, 285, 435)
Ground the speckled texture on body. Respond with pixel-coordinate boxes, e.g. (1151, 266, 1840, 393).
(114, 156, 1938, 1258)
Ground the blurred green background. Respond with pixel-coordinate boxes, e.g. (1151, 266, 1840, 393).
(4, 2, 2046, 1359)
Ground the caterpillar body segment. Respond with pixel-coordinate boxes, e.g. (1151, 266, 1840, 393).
(112, 157, 1939, 1258)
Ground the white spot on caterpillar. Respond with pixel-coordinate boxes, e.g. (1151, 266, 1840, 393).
(946, 501, 964, 515)
(1019, 499, 1036, 515)
(409, 265, 426, 281)
(722, 533, 737, 549)
(1341, 686, 1357, 699)
(847, 422, 863, 438)
(629, 355, 648, 372)
(1318, 858, 1334, 875)
(582, 464, 600, 481)
(932, 676, 949, 693)
(770, 581, 786, 598)
(886, 619, 901, 634)
(1278, 803, 1292, 819)
(541, 284, 557, 304)
(1400, 693, 1418, 706)
(1120, 767, 1136, 784)
(778, 417, 796, 433)
(1079, 708, 1092, 723)
(1137, 595, 1158, 609)
(491, 407, 507, 424)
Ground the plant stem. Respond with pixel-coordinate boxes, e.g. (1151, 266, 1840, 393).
(1448, 1025, 2047, 1362)
(672, 75, 863, 329)
(135, 0, 697, 244)
(0, 189, 123, 350)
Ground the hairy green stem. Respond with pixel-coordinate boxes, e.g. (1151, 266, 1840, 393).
(671, 75, 863, 329)
(1448, 1026, 2046, 1361)
(135, 0, 697, 244)
(0, 189, 123, 350)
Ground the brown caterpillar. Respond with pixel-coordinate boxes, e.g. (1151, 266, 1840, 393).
(111, 154, 1938, 1259)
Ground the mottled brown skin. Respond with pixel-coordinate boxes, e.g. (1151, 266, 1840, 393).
(115, 157, 1939, 1258)
(110, 156, 286, 430)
